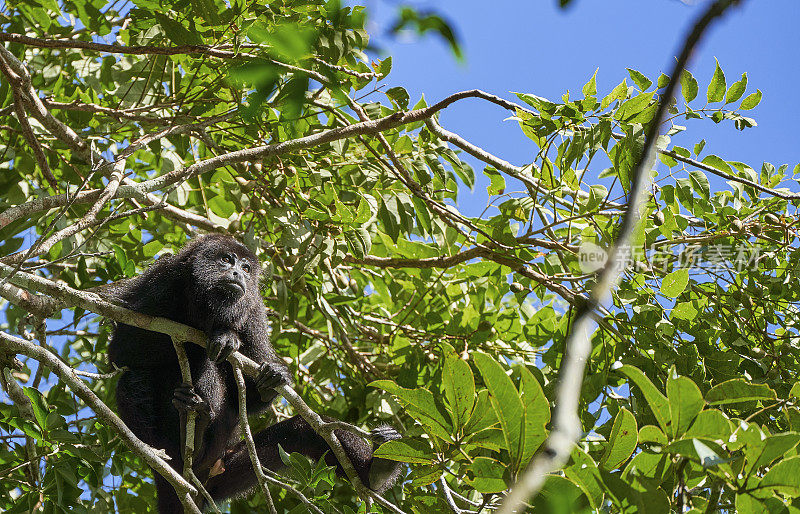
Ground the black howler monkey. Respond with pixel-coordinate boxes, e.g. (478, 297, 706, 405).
(108, 234, 401, 512)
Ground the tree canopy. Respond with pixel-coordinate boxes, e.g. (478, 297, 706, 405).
(2, 0, 799, 513)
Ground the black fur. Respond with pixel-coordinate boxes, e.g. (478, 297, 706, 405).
(108, 235, 401, 512)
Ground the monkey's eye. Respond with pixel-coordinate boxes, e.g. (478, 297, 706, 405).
(241, 262, 251, 273)
(221, 254, 234, 265)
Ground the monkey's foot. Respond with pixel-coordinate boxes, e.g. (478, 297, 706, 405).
(207, 329, 241, 364)
(371, 425, 401, 444)
(255, 362, 292, 401)
(172, 384, 210, 417)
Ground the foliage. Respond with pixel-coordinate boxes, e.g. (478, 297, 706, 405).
(0, 0, 798, 513)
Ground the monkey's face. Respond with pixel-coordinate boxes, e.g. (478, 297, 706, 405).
(192, 246, 259, 304)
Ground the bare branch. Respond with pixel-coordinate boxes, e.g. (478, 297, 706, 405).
(0, 33, 246, 59)
(0, 331, 200, 513)
(497, 1, 744, 511)
(659, 147, 800, 200)
(425, 117, 624, 211)
(232, 365, 276, 514)
(172, 339, 218, 514)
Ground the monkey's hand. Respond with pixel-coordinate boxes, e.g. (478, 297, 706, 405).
(255, 361, 292, 403)
(172, 384, 211, 418)
(173, 384, 211, 463)
(368, 425, 403, 493)
(207, 329, 241, 364)
(370, 425, 402, 445)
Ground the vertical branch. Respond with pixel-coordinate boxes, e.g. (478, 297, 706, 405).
(497, 1, 743, 512)
(30, 319, 48, 389)
(171, 338, 219, 514)
(232, 365, 277, 514)
(0, 367, 42, 490)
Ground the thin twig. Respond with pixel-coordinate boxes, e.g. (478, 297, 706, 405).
(172, 339, 220, 514)
(232, 365, 277, 514)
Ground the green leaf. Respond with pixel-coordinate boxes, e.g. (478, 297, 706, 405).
(465, 457, 507, 493)
(740, 89, 762, 110)
(154, 13, 200, 46)
(616, 365, 671, 434)
(694, 139, 706, 156)
(373, 439, 435, 464)
(706, 60, 726, 103)
(531, 475, 591, 513)
(600, 408, 638, 470)
(584, 184, 608, 212)
(760, 456, 800, 495)
(464, 389, 499, 433)
(441, 347, 476, 430)
(582, 68, 598, 97)
(746, 433, 800, 472)
(680, 70, 698, 102)
(406, 465, 442, 487)
(615, 92, 654, 122)
(454, 160, 475, 190)
(661, 268, 689, 298)
(667, 373, 704, 437)
(638, 425, 667, 445)
(726, 72, 748, 104)
(565, 447, 604, 509)
(672, 302, 698, 320)
(736, 493, 769, 514)
(602, 79, 628, 109)
(687, 169, 710, 201)
(685, 410, 732, 441)
(484, 167, 506, 196)
(705, 379, 777, 405)
(518, 366, 550, 464)
(701, 154, 733, 176)
(344, 228, 371, 259)
(473, 353, 524, 469)
(627, 68, 652, 91)
(370, 380, 452, 438)
(385, 86, 409, 110)
(23, 387, 49, 429)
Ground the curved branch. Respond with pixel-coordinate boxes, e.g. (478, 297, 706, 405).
(497, 1, 744, 511)
(425, 118, 624, 210)
(0, 331, 201, 513)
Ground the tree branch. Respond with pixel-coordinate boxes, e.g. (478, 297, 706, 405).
(0, 331, 201, 513)
(497, 1, 743, 511)
(232, 365, 276, 514)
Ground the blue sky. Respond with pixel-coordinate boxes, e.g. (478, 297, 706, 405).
(363, 0, 799, 215)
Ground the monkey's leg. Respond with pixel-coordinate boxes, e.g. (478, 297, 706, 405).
(205, 415, 402, 501)
(154, 473, 183, 514)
